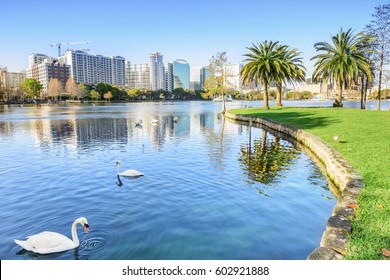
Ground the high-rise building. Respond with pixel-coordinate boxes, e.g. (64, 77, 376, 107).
(190, 67, 202, 91)
(149, 52, 164, 91)
(223, 63, 243, 90)
(173, 59, 190, 90)
(58, 50, 125, 85)
(26, 57, 70, 97)
(125, 62, 150, 90)
(0, 67, 26, 99)
(200, 66, 210, 89)
(29, 54, 51, 68)
(163, 62, 173, 93)
(111, 56, 126, 85)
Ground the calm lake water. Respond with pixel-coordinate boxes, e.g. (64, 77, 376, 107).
(0, 100, 340, 260)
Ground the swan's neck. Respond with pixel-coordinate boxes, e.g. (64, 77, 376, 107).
(71, 220, 80, 248)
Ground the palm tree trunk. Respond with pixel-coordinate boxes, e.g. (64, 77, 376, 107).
(221, 88, 226, 114)
(263, 80, 269, 109)
(276, 82, 283, 106)
(360, 73, 365, 109)
(377, 32, 385, 111)
(364, 76, 368, 108)
(334, 80, 343, 107)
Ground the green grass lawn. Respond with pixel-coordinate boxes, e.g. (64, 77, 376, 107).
(229, 106, 390, 260)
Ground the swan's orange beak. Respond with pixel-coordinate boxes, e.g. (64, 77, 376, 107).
(84, 224, 89, 233)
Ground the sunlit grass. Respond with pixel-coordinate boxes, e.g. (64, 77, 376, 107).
(229, 106, 390, 260)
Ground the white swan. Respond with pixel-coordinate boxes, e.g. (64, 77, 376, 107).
(135, 119, 143, 127)
(116, 161, 144, 177)
(14, 217, 89, 254)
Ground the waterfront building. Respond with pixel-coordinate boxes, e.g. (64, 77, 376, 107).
(58, 50, 125, 85)
(200, 66, 210, 90)
(297, 76, 330, 94)
(0, 67, 26, 99)
(223, 63, 243, 91)
(163, 62, 173, 93)
(125, 62, 151, 90)
(26, 57, 70, 97)
(29, 53, 51, 68)
(190, 67, 202, 91)
(173, 59, 190, 90)
(149, 52, 164, 91)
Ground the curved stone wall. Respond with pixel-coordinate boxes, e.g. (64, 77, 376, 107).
(225, 112, 364, 260)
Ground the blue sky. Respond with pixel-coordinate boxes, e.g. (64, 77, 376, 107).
(0, 0, 387, 75)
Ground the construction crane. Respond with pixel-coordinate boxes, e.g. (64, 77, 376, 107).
(50, 41, 91, 57)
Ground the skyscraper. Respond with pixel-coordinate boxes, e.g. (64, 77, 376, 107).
(173, 59, 190, 90)
(200, 66, 210, 90)
(26, 56, 70, 97)
(223, 63, 243, 90)
(163, 62, 173, 93)
(190, 67, 202, 91)
(125, 61, 150, 90)
(58, 50, 125, 85)
(149, 52, 164, 91)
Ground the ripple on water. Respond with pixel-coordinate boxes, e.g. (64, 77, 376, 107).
(78, 229, 113, 258)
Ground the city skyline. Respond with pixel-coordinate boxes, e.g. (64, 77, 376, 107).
(0, 0, 386, 75)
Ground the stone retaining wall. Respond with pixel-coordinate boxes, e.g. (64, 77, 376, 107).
(225, 112, 364, 260)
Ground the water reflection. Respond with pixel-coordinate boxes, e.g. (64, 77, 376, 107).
(240, 130, 299, 189)
(0, 103, 335, 260)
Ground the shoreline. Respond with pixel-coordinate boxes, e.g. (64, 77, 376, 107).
(225, 111, 364, 260)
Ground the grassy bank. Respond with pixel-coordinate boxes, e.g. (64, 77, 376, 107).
(229, 106, 390, 260)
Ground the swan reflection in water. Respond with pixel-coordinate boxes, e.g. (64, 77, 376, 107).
(16, 245, 81, 260)
(117, 174, 123, 186)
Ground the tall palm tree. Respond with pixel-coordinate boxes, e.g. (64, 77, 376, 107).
(241, 41, 286, 109)
(311, 28, 374, 107)
(275, 46, 306, 106)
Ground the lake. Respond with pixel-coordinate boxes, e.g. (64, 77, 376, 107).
(0, 100, 339, 260)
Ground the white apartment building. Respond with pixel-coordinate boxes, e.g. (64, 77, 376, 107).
(149, 52, 164, 91)
(59, 50, 125, 85)
(125, 62, 150, 90)
(29, 53, 51, 68)
(190, 67, 202, 91)
(223, 63, 243, 91)
(163, 62, 173, 93)
(296, 76, 329, 94)
(26, 57, 70, 97)
(0, 67, 26, 98)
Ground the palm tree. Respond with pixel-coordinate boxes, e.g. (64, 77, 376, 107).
(311, 28, 374, 107)
(241, 41, 286, 109)
(275, 46, 306, 106)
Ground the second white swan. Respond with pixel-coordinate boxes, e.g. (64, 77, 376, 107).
(116, 161, 144, 177)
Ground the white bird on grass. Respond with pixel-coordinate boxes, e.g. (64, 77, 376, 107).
(116, 161, 144, 177)
(333, 135, 339, 141)
(14, 217, 89, 254)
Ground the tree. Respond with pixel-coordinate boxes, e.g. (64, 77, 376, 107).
(241, 41, 286, 109)
(365, 3, 390, 110)
(90, 90, 100, 101)
(208, 51, 228, 113)
(78, 83, 91, 100)
(311, 28, 375, 107)
(48, 78, 63, 101)
(65, 78, 82, 100)
(275, 45, 306, 106)
(127, 88, 140, 100)
(21, 78, 42, 99)
(103, 91, 113, 102)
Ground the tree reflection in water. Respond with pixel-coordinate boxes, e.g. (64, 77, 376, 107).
(239, 129, 299, 194)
